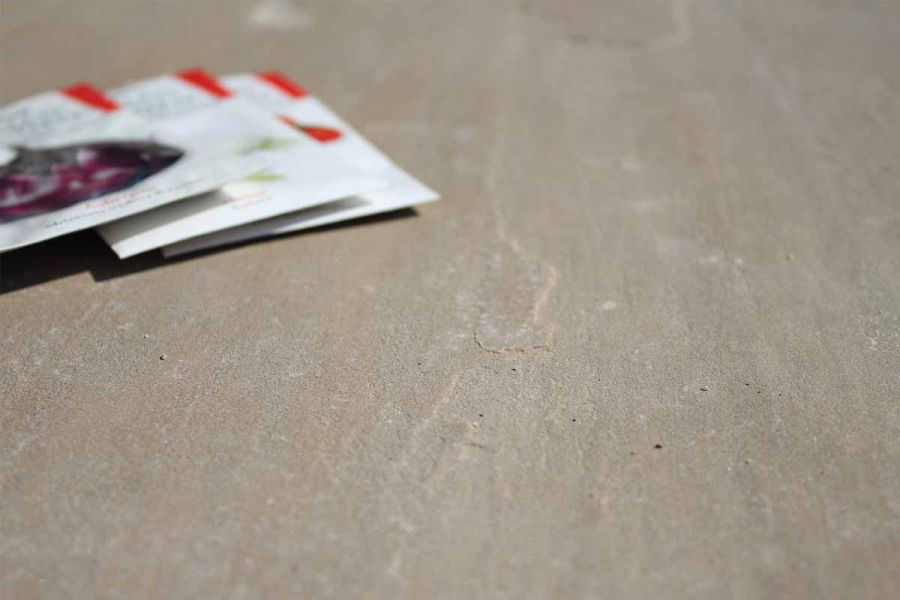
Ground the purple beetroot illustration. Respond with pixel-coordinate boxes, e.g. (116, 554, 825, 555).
(0, 141, 184, 222)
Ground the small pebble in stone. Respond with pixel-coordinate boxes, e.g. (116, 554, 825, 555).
(700, 386, 709, 391)
(159, 354, 167, 361)
(654, 443, 663, 449)
(144, 334, 150, 339)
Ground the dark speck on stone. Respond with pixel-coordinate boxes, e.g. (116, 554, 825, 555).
(654, 444, 663, 449)
(700, 386, 709, 391)
(571, 418, 576, 422)
(478, 414, 484, 418)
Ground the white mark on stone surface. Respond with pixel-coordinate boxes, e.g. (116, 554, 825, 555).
(619, 156, 643, 172)
(649, 0, 692, 52)
(473, 245, 560, 353)
(630, 199, 663, 214)
(698, 253, 724, 265)
(426, 373, 461, 426)
(248, 0, 314, 30)
(530, 263, 559, 323)
(451, 126, 476, 146)
(472, 113, 560, 353)
(601, 301, 619, 311)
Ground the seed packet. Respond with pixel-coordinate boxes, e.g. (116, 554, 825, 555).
(97, 69, 386, 258)
(161, 71, 439, 257)
(0, 83, 262, 253)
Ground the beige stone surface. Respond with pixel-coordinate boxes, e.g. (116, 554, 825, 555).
(2, 1, 899, 598)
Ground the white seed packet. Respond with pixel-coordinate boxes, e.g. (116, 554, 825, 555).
(0, 83, 262, 253)
(162, 71, 439, 257)
(97, 69, 387, 258)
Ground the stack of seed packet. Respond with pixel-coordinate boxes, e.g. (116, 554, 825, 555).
(0, 69, 439, 256)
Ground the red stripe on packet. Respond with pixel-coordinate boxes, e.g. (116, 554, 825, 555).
(258, 71, 308, 99)
(176, 68, 232, 98)
(61, 83, 119, 112)
(277, 114, 342, 143)
(300, 125, 342, 142)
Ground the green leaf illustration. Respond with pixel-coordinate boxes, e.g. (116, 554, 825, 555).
(239, 137, 298, 154)
(241, 170, 284, 183)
